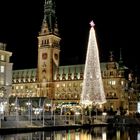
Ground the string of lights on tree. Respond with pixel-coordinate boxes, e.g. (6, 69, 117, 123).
(80, 21, 106, 106)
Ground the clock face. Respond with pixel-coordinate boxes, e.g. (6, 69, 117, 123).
(54, 53, 58, 60)
(42, 53, 47, 60)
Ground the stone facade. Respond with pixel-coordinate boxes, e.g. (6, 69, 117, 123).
(0, 43, 13, 113)
(10, 0, 133, 112)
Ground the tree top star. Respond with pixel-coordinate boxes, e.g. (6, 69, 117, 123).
(90, 20, 95, 27)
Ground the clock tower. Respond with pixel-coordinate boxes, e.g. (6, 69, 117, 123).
(37, 0, 61, 98)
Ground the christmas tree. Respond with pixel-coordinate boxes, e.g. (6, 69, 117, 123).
(80, 21, 106, 106)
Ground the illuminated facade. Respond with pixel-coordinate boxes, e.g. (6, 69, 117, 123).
(11, 0, 130, 111)
(0, 43, 13, 113)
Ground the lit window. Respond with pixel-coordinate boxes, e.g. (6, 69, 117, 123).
(56, 84, 59, 87)
(121, 81, 124, 85)
(0, 66, 4, 73)
(68, 83, 71, 86)
(112, 81, 116, 85)
(0, 55, 4, 61)
(80, 83, 83, 86)
(16, 86, 19, 89)
(0, 77, 4, 85)
(109, 80, 116, 85)
(63, 83, 65, 87)
(6, 82, 9, 86)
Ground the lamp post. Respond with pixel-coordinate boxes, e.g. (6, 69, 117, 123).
(89, 105, 92, 118)
(26, 98, 32, 126)
(15, 97, 19, 123)
(43, 105, 45, 127)
(26, 100, 31, 120)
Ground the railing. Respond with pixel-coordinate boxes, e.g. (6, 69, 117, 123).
(0, 113, 108, 128)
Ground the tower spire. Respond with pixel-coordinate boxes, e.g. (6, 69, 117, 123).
(119, 48, 124, 68)
(37, 0, 61, 98)
(109, 51, 114, 62)
(41, 0, 59, 35)
(119, 48, 123, 62)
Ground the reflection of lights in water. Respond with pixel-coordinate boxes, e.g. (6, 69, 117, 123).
(102, 132, 106, 140)
(1, 128, 138, 139)
(82, 133, 87, 140)
(75, 131, 80, 140)
(55, 133, 63, 140)
(87, 133, 92, 140)
(116, 131, 120, 140)
(68, 130, 71, 140)
(53, 129, 107, 140)
(138, 131, 140, 140)
(62, 130, 66, 140)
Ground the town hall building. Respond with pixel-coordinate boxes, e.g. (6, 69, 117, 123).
(10, 0, 134, 113)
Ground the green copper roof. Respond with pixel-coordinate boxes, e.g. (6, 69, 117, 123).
(12, 61, 126, 83)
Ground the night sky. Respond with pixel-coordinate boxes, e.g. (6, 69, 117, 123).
(0, 1, 139, 73)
